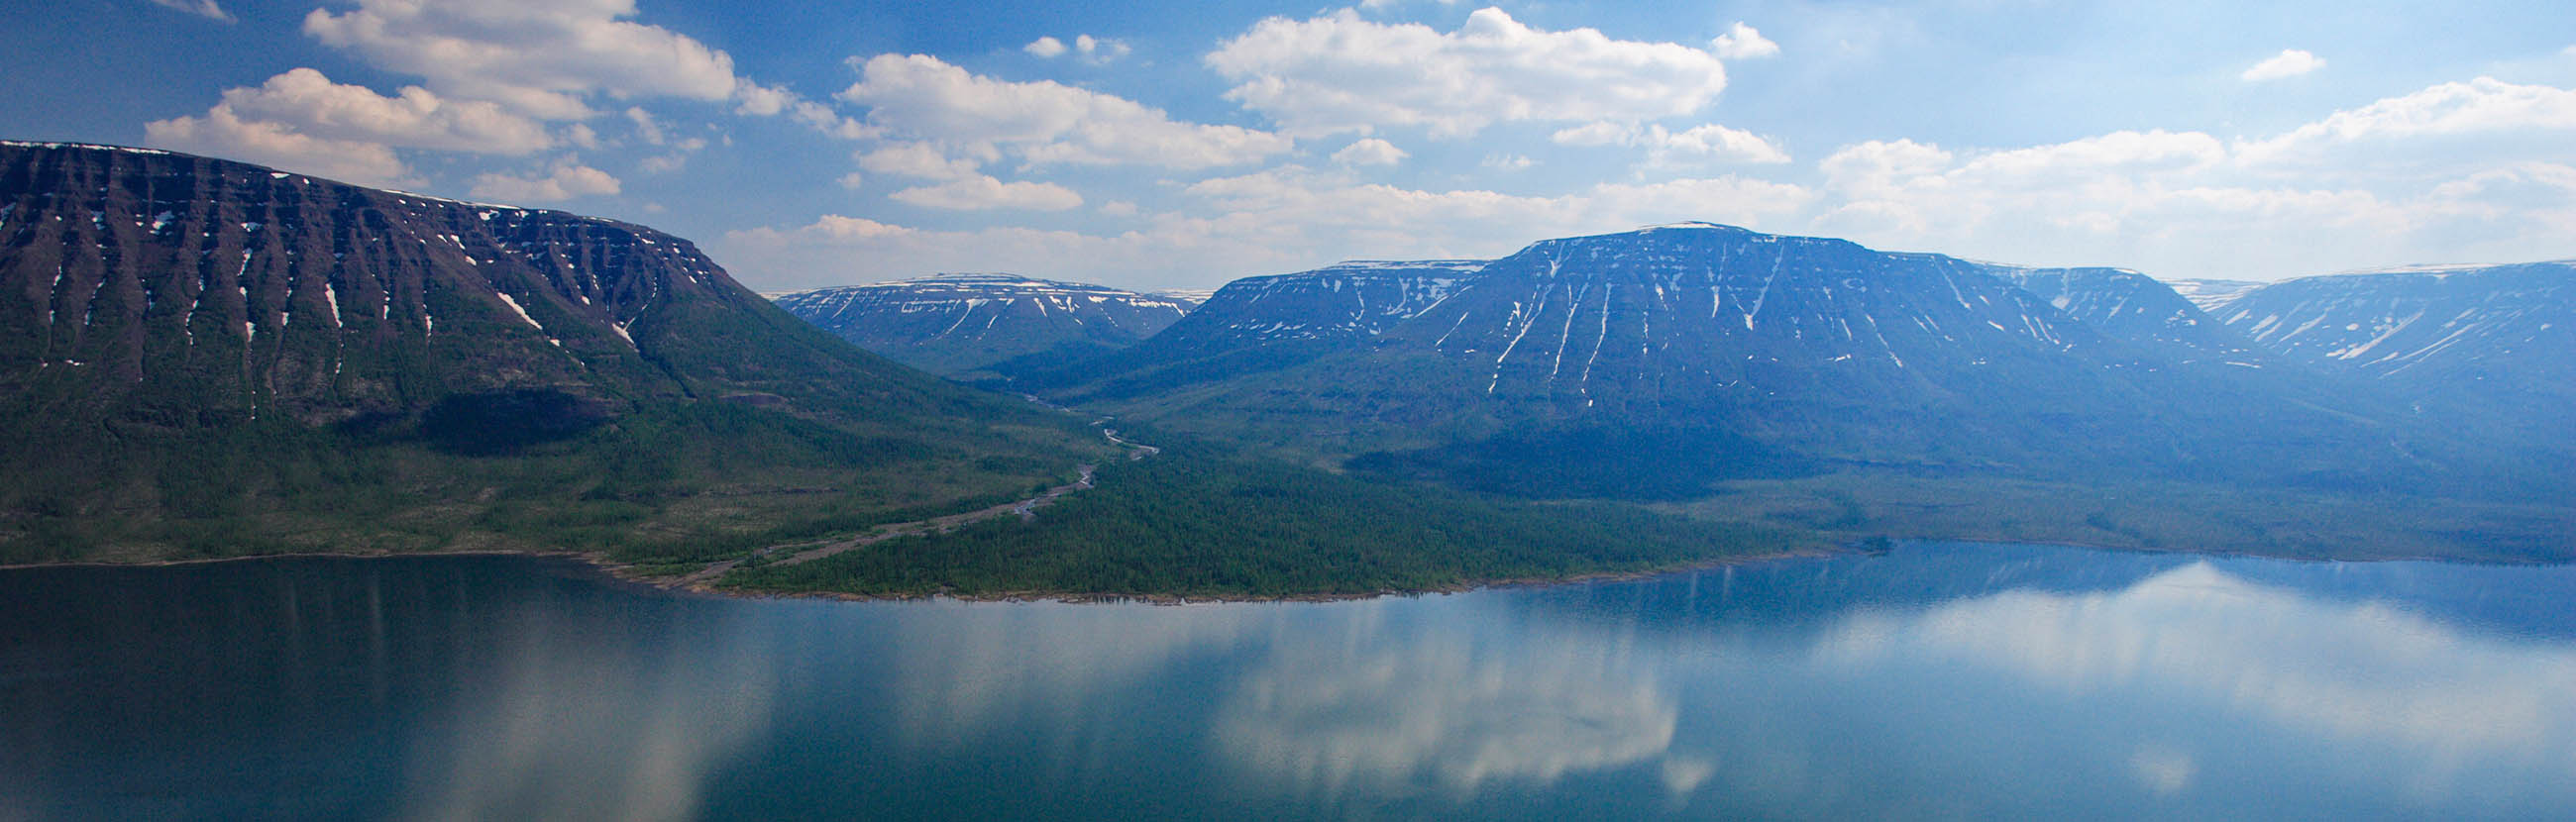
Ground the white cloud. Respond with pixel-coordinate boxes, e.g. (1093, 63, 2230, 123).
(1022, 35, 1129, 63)
(1073, 35, 1131, 63)
(731, 80, 794, 116)
(623, 106, 670, 146)
(152, 68, 555, 161)
(1710, 23, 1779, 60)
(835, 171, 866, 190)
(857, 142, 985, 180)
(1806, 77, 2576, 277)
(2236, 77, 2576, 167)
(1206, 8, 1732, 138)
(469, 158, 623, 202)
(1551, 121, 1790, 164)
(150, 0, 233, 23)
(2242, 49, 2325, 82)
(302, 0, 740, 120)
(718, 168, 1812, 289)
(1482, 153, 1536, 170)
(837, 53, 1292, 169)
(889, 176, 1083, 211)
(144, 105, 414, 187)
(1332, 138, 1409, 166)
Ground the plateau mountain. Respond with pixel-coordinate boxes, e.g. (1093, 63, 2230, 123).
(772, 274, 1199, 377)
(1052, 224, 2437, 498)
(0, 142, 1105, 562)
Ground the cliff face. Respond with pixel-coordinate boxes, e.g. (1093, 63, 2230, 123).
(0, 143, 1103, 561)
(0, 141, 974, 432)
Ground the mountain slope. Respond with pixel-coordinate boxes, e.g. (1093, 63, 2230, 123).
(2213, 261, 2574, 444)
(1981, 265, 2259, 364)
(1017, 258, 1487, 399)
(1066, 224, 2429, 495)
(0, 142, 1106, 562)
(772, 274, 1198, 377)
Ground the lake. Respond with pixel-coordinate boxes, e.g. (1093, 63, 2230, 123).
(4, 542, 2573, 819)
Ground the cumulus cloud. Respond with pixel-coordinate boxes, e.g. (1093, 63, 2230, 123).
(1331, 138, 1409, 166)
(1206, 7, 1732, 138)
(889, 176, 1084, 211)
(2242, 49, 2325, 82)
(469, 158, 623, 202)
(151, 68, 555, 162)
(1710, 23, 1779, 59)
(837, 53, 1291, 169)
(1809, 77, 2576, 277)
(302, 0, 740, 120)
(1029, 34, 1131, 63)
(144, 106, 414, 186)
(149, 0, 233, 23)
(1551, 121, 1789, 164)
(717, 168, 1812, 289)
(858, 142, 985, 179)
(1073, 35, 1131, 63)
(2236, 76, 2576, 167)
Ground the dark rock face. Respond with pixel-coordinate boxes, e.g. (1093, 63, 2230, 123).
(0, 141, 963, 432)
(773, 274, 1198, 376)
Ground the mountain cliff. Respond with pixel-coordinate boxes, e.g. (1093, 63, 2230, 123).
(0, 142, 1103, 562)
(772, 274, 1198, 377)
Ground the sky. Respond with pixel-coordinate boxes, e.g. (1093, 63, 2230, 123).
(4, 0, 2574, 291)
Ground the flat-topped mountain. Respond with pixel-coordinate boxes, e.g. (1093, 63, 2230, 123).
(2213, 261, 2573, 439)
(1982, 264, 2259, 364)
(1017, 258, 1487, 399)
(773, 274, 1198, 376)
(1059, 223, 2431, 496)
(0, 142, 1102, 561)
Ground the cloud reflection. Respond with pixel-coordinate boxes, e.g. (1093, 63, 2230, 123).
(397, 605, 779, 822)
(1214, 629, 1683, 798)
(1810, 562, 2576, 792)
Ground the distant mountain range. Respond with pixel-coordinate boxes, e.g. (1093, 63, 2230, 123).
(0, 142, 1103, 561)
(985, 223, 2534, 501)
(8, 141, 2565, 568)
(772, 274, 1199, 378)
(1013, 258, 1488, 400)
(2204, 261, 2573, 441)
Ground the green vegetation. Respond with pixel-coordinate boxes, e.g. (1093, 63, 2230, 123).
(719, 442, 1803, 598)
(1663, 470, 2576, 565)
(0, 401, 1101, 566)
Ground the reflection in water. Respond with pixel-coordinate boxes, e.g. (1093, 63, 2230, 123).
(1217, 631, 1677, 796)
(5, 546, 2575, 819)
(396, 600, 779, 822)
(1810, 562, 2576, 801)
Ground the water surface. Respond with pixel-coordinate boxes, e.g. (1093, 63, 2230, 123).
(4, 543, 2572, 819)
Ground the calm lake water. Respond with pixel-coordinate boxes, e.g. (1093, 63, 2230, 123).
(4, 543, 2573, 820)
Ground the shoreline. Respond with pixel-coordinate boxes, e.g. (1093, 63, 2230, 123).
(5, 537, 2562, 603)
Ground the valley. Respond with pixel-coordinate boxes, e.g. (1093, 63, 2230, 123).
(3, 143, 2569, 599)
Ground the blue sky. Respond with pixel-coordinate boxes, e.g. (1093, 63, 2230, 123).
(6, 0, 2573, 290)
